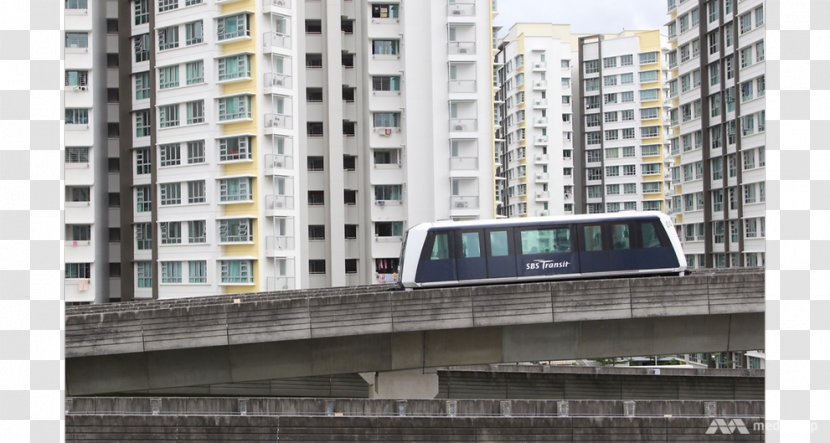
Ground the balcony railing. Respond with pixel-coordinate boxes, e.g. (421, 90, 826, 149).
(264, 72, 292, 88)
(534, 136, 548, 144)
(265, 113, 293, 130)
(448, 1, 475, 16)
(448, 41, 475, 55)
(450, 195, 479, 210)
(264, 153, 292, 171)
(265, 194, 294, 210)
(449, 118, 477, 132)
(448, 79, 476, 93)
(266, 235, 295, 252)
(264, 32, 291, 50)
(266, 276, 295, 291)
(264, 0, 290, 10)
(449, 156, 478, 170)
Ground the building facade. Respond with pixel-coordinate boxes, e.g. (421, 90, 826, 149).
(494, 24, 575, 218)
(64, 0, 124, 303)
(575, 30, 671, 215)
(65, 0, 496, 301)
(665, 0, 765, 269)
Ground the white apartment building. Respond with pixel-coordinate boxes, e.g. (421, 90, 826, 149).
(116, 0, 494, 300)
(665, 0, 765, 269)
(576, 30, 671, 215)
(64, 0, 123, 303)
(494, 24, 575, 218)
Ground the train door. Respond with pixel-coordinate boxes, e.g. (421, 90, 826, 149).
(578, 223, 610, 273)
(607, 221, 639, 271)
(485, 228, 517, 279)
(515, 224, 579, 278)
(414, 230, 457, 283)
(455, 230, 488, 281)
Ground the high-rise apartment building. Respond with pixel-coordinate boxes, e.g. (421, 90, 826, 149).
(494, 24, 575, 218)
(575, 30, 671, 215)
(64, 0, 495, 301)
(64, 0, 123, 303)
(665, 0, 765, 269)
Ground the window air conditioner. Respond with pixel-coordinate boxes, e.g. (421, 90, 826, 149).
(455, 201, 469, 208)
(459, 48, 468, 54)
(376, 200, 385, 206)
(275, 0, 286, 6)
(454, 124, 464, 131)
(452, 9, 461, 15)
(274, 200, 284, 208)
(79, 86, 87, 91)
(274, 159, 284, 168)
(273, 78, 284, 86)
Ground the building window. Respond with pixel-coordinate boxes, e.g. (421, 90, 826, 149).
(159, 143, 181, 167)
(639, 89, 659, 101)
(219, 177, 253, 202)
(65, 108, 89, 125)
(65, 70, 88, 87)
(376, 222, 404, 237)
(186, 100, 204, 124)
(159, 104, 179, 128)
(217, 14, 250, 41)
(186, 61, 204, 85)
(308, 225, 325, 240)
(160, 221, 182, 244)
(307, 156, 324, 171)
(187, 140, 205, 164)
(305, 19, 322, 33)
(66, 0, 89, 9)
(218, 136, 252, 162)
(161, 261, 183, 284)
(306, 87, 324, 102)
(639, 70, 658, 83)
(345, 224, 358, 239)
(136, 186, 151, 212)
(307, 122, 324, 136)
(136, 262, 152, 288)
(65, 147, 89, 163)
(219, 219, 252, 243)
(65, 32, 88, 49)
(344, 189, 357, 205)
(344, 155, 357, 170)
(189, 261, 207, 283)
(373, 112, 401, 128)
(158, 0, 178, 12)
(134, 34, 149, 62)
(372, 39, 400, 55)
(65, 263, 90, 280)
(372, 76, 401, 92)
(158, 26, 179, 51)
(134, 0, 149, 24)
(620, 91, 634, 102)
(345, 259, 358, 274)
(185, 20, 203, 45)
(217, 54, 250, 81)
(642, 163, 660, 175)
(371, 4, 399, 18)
(308, 190, 325, 205)
(220, 260, 254, 284)
(187, 180, 205, 203)
(160, 183, 181, 206)
(218, 95, 252, 121)
(639, 51, 658, 64)
(135, 72, 150, 100)
(584, 60, 599, 74)
(641, 126, 659, 138)
(374, 185, 402, 201)
(135, 148, 151, 175)
(135, 223, 153, 251)
(309, 260, 326, 274)
(188, 220, 206, 243)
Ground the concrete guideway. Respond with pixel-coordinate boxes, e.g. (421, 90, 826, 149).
(65, 398, 765, 442)
(66, 271, 764, 358)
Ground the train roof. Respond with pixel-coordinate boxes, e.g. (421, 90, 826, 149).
(410, 211, 671, 231)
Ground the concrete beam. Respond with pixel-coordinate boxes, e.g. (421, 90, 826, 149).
(67, 312, 764, 395)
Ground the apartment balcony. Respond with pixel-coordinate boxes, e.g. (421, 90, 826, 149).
(264, 154, 293, 174)
(533, 154, 548, 164)
(448, 79, 476, 93)
(266, 276, 295, 291)
(532, 98, 547, 108)
(535, 172, 550, 182)
(532, 80, 547, 89)
(535, 191, 550, 201)
(264, 113, 293, 133)
(449, 156, 479, 171)
(449, 118, 477, 132)
(65, 202, 93, 224)
(534, 136, 548, 145)
(535, 210, 550, 217)
(450, 195, 479, 210)
(265, 194, 294, 214)
(447, 1, 475, 17)
(65, 240, 93, 263)
(265, 235, 295, 256)
(263, 0, 291, 13)
(264, 72, 292, 92)
(263, 32, 291, 52)
(448, 41, 475, 55)
(533, 117, 548, 126)
(532, 62, 547, 71)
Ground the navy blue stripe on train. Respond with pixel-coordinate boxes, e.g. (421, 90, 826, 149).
(398, 211, 687, 288)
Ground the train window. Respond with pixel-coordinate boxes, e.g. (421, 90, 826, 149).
(521, 227, 571, 254)
(641, 222, 664, 248)
(611, 224, 631, 250)
(489, 230, 509, 256)
(461, 232, 481, 258)
(583, 225, 603, 251)
(430, 233, 450, 260)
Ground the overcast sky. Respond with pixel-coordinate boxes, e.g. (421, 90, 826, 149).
(494, 0, 668, 36)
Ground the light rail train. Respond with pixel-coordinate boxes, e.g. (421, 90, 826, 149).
(398, 212, 686, 288)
